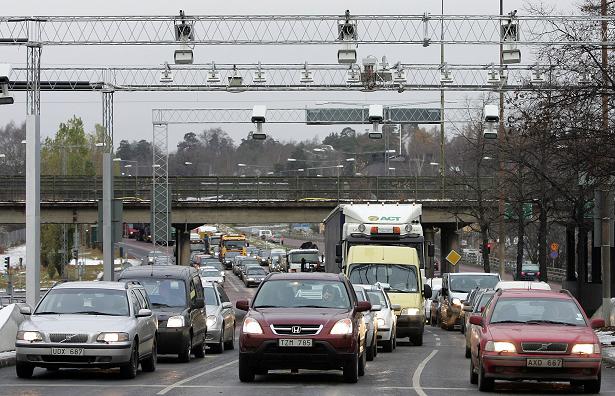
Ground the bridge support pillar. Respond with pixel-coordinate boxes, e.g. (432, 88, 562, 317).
(175, 228, 191, 266)
(440, 225, 460, 274)
(424, 227, 436, 278)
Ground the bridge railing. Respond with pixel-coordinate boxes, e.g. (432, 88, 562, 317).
(0, 175, 495, 203)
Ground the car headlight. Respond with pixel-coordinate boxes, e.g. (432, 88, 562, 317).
(166, 316, 186, 328)
(248, 278, 255, 281)
(401, 308, 420, 316)
(97, 332, 129, 343)
(377, 318, 386, 327)
(452, 298, 462, 307)
(571, 343, 599, 354)
(485, 341, 516, 353)
(206, 315, 218, 328)
(242, 317, 263, 334)
(330, 318, 353, 335)
(16, 331, 42, 342)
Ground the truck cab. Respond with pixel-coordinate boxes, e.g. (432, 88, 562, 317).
(344, 245, 431, 346)
(286, 249, 322, 272)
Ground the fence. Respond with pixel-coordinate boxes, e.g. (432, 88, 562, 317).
(0, 228, 25, 249)
(462, 255, 566, 282)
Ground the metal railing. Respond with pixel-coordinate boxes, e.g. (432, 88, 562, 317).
(0, 175, 495, 203)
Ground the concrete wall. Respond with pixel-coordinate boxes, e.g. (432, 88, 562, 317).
(0, 304, 24, 352)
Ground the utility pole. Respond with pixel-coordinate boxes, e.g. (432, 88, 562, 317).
(440, 0, 446, 200)
(497, 0, 506, 278)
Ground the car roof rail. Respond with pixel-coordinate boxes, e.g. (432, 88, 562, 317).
(559, 289, 573, 297)
(124, 280, 142, 289)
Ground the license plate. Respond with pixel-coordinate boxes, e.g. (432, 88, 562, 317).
(278, 339, 312, 347)
(51, 347, 84, 356)
(526, 358, 562, 368)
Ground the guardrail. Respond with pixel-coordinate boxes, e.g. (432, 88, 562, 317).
(0, 175, 495, 203)
(462, 256, 565, 282)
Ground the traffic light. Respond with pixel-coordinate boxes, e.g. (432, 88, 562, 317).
(4, 257, 9, 274)
(485, 242, 492, 255)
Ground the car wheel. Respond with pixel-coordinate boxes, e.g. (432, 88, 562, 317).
(393, 331, 397, 350)
(477, 357, 494, 392)
(178, 335, 192, 363)
(383, 334, 394, 353)
(410, 332, 423, 346)
(238, 355, 255, 382)
(211, 329, 224, 354)
(366, 337, 375, 361)
(224, 323, 235, 350)
(141, 339, 157, 372)
(470, 356, 478, 385)
(358, 346, 366, 377)
(465, 344, 471, 359)
(120, 342, 139, 379)
(583, 371, 601, 394)
(343, 353, 358, 383)
(373, 335, 378, 358)
(15, 362, 34, 379)
(193, 333, 206, 359)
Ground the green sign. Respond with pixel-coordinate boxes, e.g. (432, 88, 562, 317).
(504, 203, 533, 220)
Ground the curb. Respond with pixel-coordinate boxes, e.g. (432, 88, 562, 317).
(0, 351, 15, 368)
(603, 355, 615, 366)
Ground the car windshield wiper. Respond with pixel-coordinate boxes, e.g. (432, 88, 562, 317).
(525, 320, 578, 326)
(72, 311, 119, 316)
(254, 305, 285, 308)
(151, 302, 173, 307)
(490, 320, 527, 324)
(35, 311, 62, 315)
(294, 305, 328, 308)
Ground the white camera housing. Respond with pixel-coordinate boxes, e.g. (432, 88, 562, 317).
(484, 104, 499, 123)
(483, 125, 498, 140)
(251, 105, 267, 123)
(0, 64, 13, 105)
(368, 104, 384, 123)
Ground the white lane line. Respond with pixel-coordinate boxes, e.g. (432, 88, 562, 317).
(412, 349, 438, 396)
(157, 359, 238, 395)
(228, 275, 240, 293)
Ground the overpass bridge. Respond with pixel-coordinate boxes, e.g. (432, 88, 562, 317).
(0, 175, 488, 226)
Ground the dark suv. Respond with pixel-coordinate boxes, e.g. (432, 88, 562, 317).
(118, 266, 207, 362)
(236, 272, 370, 383)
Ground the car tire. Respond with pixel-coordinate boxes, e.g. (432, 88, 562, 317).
(366, 338, 375, 361)
(211, 329, 224, 354)
(470, 357, 478, 385)
(224, 323, 235, 350)
(178, 335, 192, 363)
(141, 339, 157, 372)
(358, 347, 366, 377)
(583, 371, 601, 394)
(238, 356, 255, 382)
(393, 331, 397, 350)
(410, 332, 423, 346)
(465, 344, 471, 358)
(120, 342, 139, 379)
(373, 335, 378, 358)
(193, 334, 206, 359)
(343, 354, 359, 383)
(477, 358, 494, 392)
(383, 335, 394, 353)
(15, 362, 34, 379)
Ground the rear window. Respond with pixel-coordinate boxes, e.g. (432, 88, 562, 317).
(450, 275, 499, 293)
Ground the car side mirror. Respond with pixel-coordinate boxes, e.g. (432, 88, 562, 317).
(18, 305, 32, 315)
(136, 308, 152, 317)
(469, 315, 483, 326)
(591, 318, 605, 329)
(423, 284, 432, 299)
(356, 301, 372, 312)
(236, 299, 250, 311)
(222, 302, 233, 309)
(194, 297, 205, 309)
(370, 304, 382, 312)
(390, 304, 401, 311)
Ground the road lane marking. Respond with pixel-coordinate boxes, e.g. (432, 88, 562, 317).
(157, 359, 238, 395)
(412, 349, 438, 396)
(228, 275, 240, 292)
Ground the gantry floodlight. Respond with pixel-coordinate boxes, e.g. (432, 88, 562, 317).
(487, 64, 501, 85)
(207, 62, 221, 83)
(530, 66, 545, 84)
(392, 62, 407, 83)
(251, 105, 267, 140)
(0, 64, 14, 105)
(300, 62, 314, 84)
(159, 62, 174, 83)
(368, 104, 384, 139)
(439, 63, 453, 84)
(346, 65, 361, 84)
(228, 65, 244, 88)
(501, 10, 521, 64)
(337, 10, 358, 64)
(174, 10, 194, 65)
(252, 62, 267, 83)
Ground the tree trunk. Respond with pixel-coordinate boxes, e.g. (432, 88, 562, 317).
(576, 202, 588, 292)
(481, 230, 491, 273)
(515, 203, 525, 281)
(538, 200, 548, 282)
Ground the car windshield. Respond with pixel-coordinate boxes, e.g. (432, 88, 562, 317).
(203, 287, 219, 306)
(124, 278, 187, 308)
(348, 264, 419, 293)
(35, 288, 129, 316)
(474, 293, 495, 313)
(490, 297, 586, 326)
(247, 268, 266, 275)
(200, 270, 221, 277)
(288, 252, 319, 263)
(224, 240, 246, 249)
(450, 275, 499, 293)
(253, 280, 351, 309)
(366, 290, 388, 307)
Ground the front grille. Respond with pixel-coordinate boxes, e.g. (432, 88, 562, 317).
(41, 355, 96, 363)
(521, 342, 568, 354)
(49, 333, 89, 343)
(270, 324, 323, 336)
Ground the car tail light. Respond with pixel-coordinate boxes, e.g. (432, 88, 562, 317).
(537, 272, 541, 276)
(370, 227, 378, 234)
(392, 226, 400, 234)
(521, 272, 526, 276)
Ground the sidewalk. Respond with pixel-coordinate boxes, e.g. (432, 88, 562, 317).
(0, 351, 15, 368)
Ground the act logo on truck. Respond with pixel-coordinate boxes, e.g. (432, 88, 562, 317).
(368, 216, 401, 221)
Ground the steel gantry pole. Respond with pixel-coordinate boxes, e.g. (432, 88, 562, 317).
(25, 34, 42, 306)
(152, 123, 170, 250)
(497, 0, 506, 278)
(102, 88, 115, 280)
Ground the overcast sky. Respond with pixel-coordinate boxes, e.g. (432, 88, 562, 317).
(0, 0, 579, 149)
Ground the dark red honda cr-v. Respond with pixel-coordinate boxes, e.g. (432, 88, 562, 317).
(236, 272, 370, 383)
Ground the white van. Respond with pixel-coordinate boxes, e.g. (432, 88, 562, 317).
(258, 229, 272, 240)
